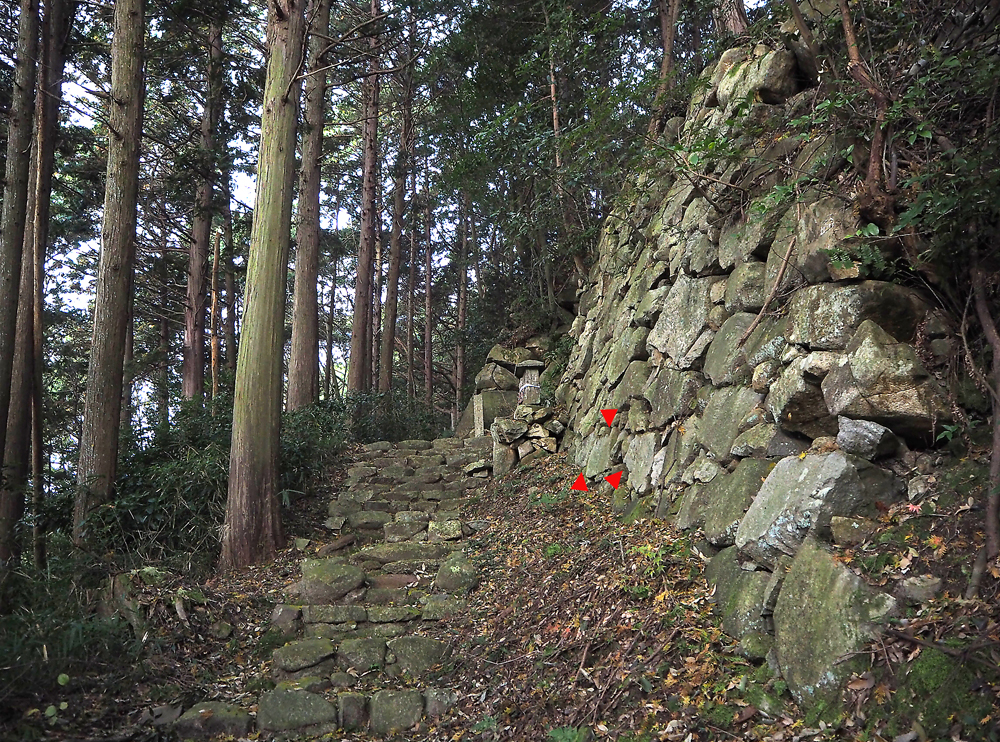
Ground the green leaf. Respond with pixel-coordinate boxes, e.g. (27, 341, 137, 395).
(57, 673, 70, 686)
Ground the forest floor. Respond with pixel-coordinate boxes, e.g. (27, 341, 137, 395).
(4, 446, 1000, 741)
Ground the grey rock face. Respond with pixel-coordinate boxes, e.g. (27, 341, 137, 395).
(822, 321, 951, 442)
(773, 538, 896, 708)
(703, 312, 757, 386)
(703, 458, 774, 546)
(786, 281, 930, 350)
(735, 452, 902, 568)
(648, 273, 717, 368)
(699, 385, 762, 462)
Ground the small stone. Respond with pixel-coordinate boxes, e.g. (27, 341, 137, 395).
(337, 638, 387, 671)
(301, 605, 366, 624)
(270, 604, 301, 638)
(435, 552, 478, 593)
(897, 575, 943, 604)
(367, 605, 420, 623)
(386, 636, 449, 676)
(420, 596, 465, 620)
(272, 639, 337, 673)
(428, 520, 464, 542)
(425, 688, 458, 717)
(329, 672, 357, 689)
(830, 516, 877, 546)
(317, 534, 356, 555)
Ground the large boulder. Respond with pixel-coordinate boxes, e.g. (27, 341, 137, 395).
(822, 321, 951, 442)
(735, 452, 902, 568)
(647, 274, 718, 368)
(773, 538, 897, 709)
(785, 281, 930, 350)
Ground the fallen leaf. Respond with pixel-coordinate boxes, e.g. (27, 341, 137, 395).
(734, 705, 757, 723)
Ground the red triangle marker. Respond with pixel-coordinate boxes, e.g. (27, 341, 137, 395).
(601, 409, 618, 427)
(604, 471, 623, 489)
(571, 473, 588, 492)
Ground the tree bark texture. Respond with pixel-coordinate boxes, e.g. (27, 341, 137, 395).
(406, 172, 416, 400)
(455, 200, 468, 419)
(378, 63, 413, 394)
(183, 19, 223, 400)
(423, 181, 433, 411)
(716, 0, 748, 35)
(971, 250, 1000, 561)
(287, 0, 331, 410)
(221, 0, 305, 572)
(32, 0, 73, 569)
(0, 0, 40, 470)
(347, 0, 381, 394)
(74, 0, 144, 542)
(222, 178, 238, 372)
(648, 0, 681, 136)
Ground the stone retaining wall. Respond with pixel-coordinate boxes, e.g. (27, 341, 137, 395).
(553, 17, 957, 713)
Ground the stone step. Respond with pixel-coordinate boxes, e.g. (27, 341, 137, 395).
(257, 683, 457, 736)
(271, 635, 452, 684)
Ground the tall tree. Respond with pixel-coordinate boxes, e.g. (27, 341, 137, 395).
(182, 17, 225, 400)
(0, 0, 39, 469)
(378, 45, 414, 394)
(74, 0, 145, 541)
(221, 0, 306, 571)
(288, 0, 332, 410)
(347, 0, 381, 393)
(32, 0, 73, 568)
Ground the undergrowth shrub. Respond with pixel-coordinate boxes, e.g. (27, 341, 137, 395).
(0, 534, 137, 701)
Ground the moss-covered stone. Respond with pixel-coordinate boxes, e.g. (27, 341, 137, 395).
(173, 701, 252, 739)
(773, 538, 896, 710)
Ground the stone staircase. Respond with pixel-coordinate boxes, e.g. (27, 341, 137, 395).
(256, 437, 492, 738)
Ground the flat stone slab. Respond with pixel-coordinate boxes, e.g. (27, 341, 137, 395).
(368, 605, 420, 623)
(257, 688, 338, 732)
(302, 605, 366, 624)
(348, 511, 393, 529)
(358, 542, 450, 564)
